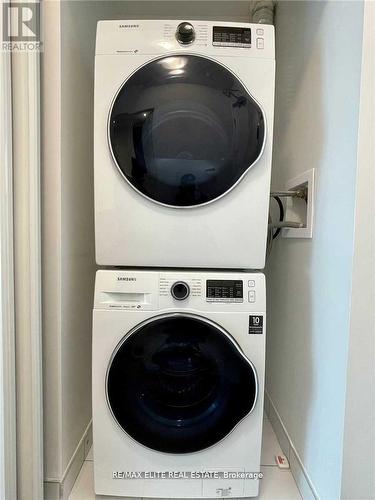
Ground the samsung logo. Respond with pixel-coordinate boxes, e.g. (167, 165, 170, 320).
(119, 24, 139, 29)
(117, 277, 136, 282)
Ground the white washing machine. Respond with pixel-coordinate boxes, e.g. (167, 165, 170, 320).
(94, 20, 275, 269)
(92, 269, 266, 498)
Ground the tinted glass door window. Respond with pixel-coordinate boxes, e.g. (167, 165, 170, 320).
(109, 55, 265, 207)
(107, 315, 257, 454)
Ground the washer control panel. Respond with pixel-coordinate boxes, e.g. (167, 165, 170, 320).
(94, 271, 265, 312)
(170, 281, 190, 301)
(159, 276, 203, 298)
(159, 276, 259, 304)
(206, 279, 243, 303)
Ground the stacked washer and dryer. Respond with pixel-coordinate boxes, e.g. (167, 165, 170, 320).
(93, 20, 275, 499)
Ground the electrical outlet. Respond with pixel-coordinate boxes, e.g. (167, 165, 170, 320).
(282, 169, 315, 239)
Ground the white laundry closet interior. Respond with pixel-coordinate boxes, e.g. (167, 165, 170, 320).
(41, 2, 374, 500)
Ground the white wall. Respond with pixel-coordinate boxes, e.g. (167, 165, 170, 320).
(42, 0, 97, 482)
(42, 0, 62, 479)
(266, 1, 364, 499)
(60, 1, 97, 473)
(341, 3, 375, 499)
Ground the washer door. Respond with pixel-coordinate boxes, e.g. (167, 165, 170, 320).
(106, 314, 257, 454)
(108, 55, 265, 207)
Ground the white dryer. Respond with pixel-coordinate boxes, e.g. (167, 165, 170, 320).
(92, 269, 266, 498)
(94, 20, 275, 269)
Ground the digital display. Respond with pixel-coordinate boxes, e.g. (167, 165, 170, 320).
(206, 280, 243, 303)
(213, 26, 251, 47)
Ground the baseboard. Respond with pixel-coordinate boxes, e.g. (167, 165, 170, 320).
(44, 421, 92, 500)
(264, 392, 319, 500)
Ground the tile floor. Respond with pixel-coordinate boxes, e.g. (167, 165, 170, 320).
(68, 417, 301, 500)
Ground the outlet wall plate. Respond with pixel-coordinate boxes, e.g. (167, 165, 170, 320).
(282, 168, 315, 239)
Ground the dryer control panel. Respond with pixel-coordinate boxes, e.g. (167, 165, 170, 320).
(213, 26, 251, 48)
(95, 20, 275, 59)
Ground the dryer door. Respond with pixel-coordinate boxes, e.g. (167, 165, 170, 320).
(108, 54, 265, 207)
(106, 314, 257, 454)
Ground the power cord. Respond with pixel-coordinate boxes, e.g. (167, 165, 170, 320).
(266, 196, 284, 261)
(266, 195, 305, 261)
(272, 196, 284, 240)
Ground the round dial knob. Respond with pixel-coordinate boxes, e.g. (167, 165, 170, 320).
(171, 281, 190, 301)
(176, 22, 195, 45)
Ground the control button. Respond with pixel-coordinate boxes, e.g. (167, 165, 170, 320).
(256, 38, 264, 49)
(248, 280, 255, 287)
(256, 28, 264, 36)
(176, 22, 195, 45)
(171, 281, 190, 300)
(248, 291, 256, 303)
